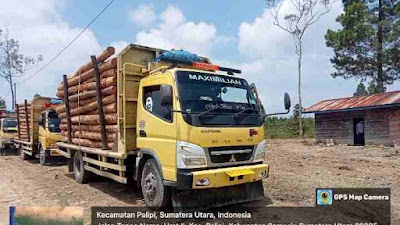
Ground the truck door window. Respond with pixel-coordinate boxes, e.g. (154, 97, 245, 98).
(39, 113, 46, 128)
(143, 85, 173, 122)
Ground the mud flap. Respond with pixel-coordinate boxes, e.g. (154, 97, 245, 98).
(171, 180, 264, 210)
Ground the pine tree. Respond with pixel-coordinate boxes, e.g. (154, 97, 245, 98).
(325, 0, 400, 92)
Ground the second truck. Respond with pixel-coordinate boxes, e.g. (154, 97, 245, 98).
(14, 97, 64, 165)
(55, 44, 291, 209)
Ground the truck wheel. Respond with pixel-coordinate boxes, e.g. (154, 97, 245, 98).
(0, 143, 4, 156)
(73, 151, 91, 184)
(20, 148, 28, 160)
(141, 159, 171, 210)
(39, 145, 47, 166)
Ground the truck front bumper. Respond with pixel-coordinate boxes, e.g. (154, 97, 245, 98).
(176, 163, 269, 190)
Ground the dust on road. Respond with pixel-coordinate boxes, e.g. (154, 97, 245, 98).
(0, 139, 399, 224)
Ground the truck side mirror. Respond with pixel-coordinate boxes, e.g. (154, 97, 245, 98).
(284, 92, 291, 110)
(160, 85, 172, 107)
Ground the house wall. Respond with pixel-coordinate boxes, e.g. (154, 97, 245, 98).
(315, 108, 396, 146)
(364, 109, 392, 145)
(389, 109, 400, 146)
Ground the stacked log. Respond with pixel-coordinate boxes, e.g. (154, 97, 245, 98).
(56, 47, 117, 150)
(17, 102, 31, 141)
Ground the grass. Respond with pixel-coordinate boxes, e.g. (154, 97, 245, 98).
(15, 215, 83, 225)
(265, 116, 315, 139)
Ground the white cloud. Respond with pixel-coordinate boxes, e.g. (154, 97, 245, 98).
(135, 5, 217, 56)
(0, 0, 102, 109)
(110, 40, 129, 55)
(130, 4, 157, 27)
(233, 1, 400, 114)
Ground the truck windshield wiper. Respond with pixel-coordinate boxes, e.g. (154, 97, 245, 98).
(197, 107, 219, 119)
(232, 108, 258, 120)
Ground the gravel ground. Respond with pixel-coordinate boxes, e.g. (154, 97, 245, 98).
(0, 139, 398, 224)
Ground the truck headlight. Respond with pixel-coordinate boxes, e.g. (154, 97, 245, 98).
(254, 140, 266, 162)
(177, 141, 207, 169)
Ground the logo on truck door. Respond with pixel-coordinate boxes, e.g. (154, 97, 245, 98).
(145, 97, 153, 112)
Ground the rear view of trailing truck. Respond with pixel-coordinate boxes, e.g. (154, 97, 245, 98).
(14, 97, 64, 165)
(55, 44, 291, 209)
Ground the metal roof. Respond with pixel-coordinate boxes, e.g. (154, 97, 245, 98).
(304, 90, 400, 113)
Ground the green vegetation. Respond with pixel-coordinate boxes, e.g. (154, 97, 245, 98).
(265, 117, 315, 139)
(15, 215, 83, 225)
(325, 0, 399, 92)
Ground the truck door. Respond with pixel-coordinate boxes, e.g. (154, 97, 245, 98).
(250, 83, 265, 114)
(137, 80, 177, 182)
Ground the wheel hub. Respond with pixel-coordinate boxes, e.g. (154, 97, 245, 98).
(144, 172, 157, 199)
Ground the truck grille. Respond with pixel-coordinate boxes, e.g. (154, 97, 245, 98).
(207, 145, 254, 164)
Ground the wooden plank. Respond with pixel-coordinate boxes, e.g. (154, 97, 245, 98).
(84, 165, 127, 184)
(91, 55, 108, 150)
(16, 104, 21, 139)
(22, 149, 32, 155)
(83, 157, 126, 171)
(55, 148, 71, 158)
(13, 139, 32, 145)
(24, 99, 30, 142)
(63, 75, 72, 144)
(56, 142, 125, 159)
(126, 98, 138, 102)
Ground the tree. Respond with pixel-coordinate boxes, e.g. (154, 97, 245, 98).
(353, 80, 385, 96)
(266, 0, 335, 137)
(0, 97, 5, 109)
(325, 0, 400, 92)
(0, 27, 43, 110)
(353, 82, 369, 96)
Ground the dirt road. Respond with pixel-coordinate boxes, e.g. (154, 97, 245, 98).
(0, 139, 399, 224)
(264, 139, 400, 223)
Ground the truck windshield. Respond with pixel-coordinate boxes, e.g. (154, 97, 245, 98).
(4, 120, 17, 128)
(48, 111, 61, 133)
(176, 71, 262, 127)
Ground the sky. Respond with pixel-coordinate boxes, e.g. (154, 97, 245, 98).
(0, 0, 399, 114)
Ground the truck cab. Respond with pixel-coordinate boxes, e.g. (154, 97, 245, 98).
(134, 66, 271, 208)
(0, 117, 18, 155)
(38, 109, 63, 165)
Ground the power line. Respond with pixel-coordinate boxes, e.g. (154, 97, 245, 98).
(17, 0, 116, 85)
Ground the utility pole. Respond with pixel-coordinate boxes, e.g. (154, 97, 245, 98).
(13, 83, 17, 110)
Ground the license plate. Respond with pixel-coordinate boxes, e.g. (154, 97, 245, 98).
(50, 150, 60, 156)
(226, 169, 254, 177)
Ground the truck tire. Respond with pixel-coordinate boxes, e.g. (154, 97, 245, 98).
(39, 144, 47, 166)
(141, 158, 171, 210)
(0, 142, 4, 156)
(20, 148, 29, 160)
(73, 151, 91, 184)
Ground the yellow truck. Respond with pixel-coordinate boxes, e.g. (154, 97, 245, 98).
(14, 97, 64, 165)
(0, 116, 18, 155)
(56, 44, 291, 209)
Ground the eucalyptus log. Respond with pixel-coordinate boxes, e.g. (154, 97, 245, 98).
(69, 47, 115, 79)
(56, 94, 116, 114)
(61, 114, 117, 125)
(60, 124, 117, 133)
(56, 77, 116, 98)
(83, 68, 117, 84)
(58, 102, 117, 119)
(61, 137, 114, 149)
(58, 58, 117, 90)
(62, 131, 115, 142)
(68, 86, 116, 102)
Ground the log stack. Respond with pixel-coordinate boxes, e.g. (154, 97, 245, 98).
(56, 47, 117, 150)
(17, 102, 31, 142)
